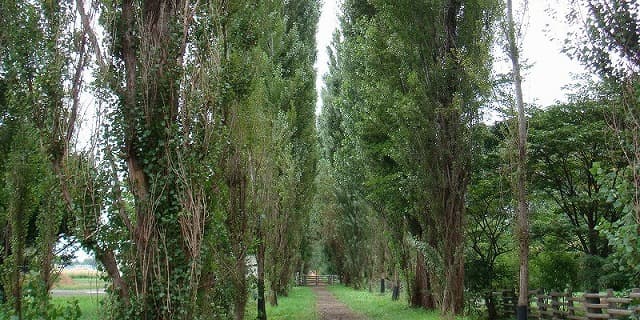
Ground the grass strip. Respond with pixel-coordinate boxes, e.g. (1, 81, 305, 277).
(328, 285, 448, 320)
(245, 286, 318, 319)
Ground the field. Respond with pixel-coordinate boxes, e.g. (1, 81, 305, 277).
(49, 268, 105, 319)
(53, 268, 107, 290)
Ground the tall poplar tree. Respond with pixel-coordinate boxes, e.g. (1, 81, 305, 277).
(322, 0, 497, 314)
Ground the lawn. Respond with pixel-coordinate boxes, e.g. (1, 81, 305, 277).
(50, 286, 317, 320)
(245, 286, 318, 320)
(328, 285, 450, 320)
(51, 295, 103, 320)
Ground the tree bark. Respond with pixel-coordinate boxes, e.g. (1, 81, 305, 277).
(410, 251, 435, 309)
(436, 1, 467, 314)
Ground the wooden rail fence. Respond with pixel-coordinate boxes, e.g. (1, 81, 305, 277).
(490, 288, 640, 319)
(296, 274, 339, 286)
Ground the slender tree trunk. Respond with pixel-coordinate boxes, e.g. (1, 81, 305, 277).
(228, 150, 249, 320)
(257, 224, 267, 320)
(505, 1, 529, 319)
(269, 289, 278, 307)
(392, 268, 400, 301)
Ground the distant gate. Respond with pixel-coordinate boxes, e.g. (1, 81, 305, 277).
(297, 274, 340, 286)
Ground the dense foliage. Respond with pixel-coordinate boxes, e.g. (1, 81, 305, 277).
(1, 0, 639, 319)
(1, 0, 318, 319)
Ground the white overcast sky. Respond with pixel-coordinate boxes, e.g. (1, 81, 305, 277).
(313, 0, 586, 114)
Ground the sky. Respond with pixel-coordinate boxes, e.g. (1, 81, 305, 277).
(314, 0, 340, 115)
(313, 0, 586, 114)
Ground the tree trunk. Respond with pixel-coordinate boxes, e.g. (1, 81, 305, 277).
(410, 251, 435, 309)
(227, 148, 249, 320)
(269, 289, 278, 307)
(505, 1, 530, 319)
(435, 1, 468, 314)
(257, 228, 267, 320)
(392, 268, 400, 301)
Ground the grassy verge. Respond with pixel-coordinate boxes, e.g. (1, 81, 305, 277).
(51, 295, 103, 320)
(328, 285, 450, 320)
(245, 286, 318, 320)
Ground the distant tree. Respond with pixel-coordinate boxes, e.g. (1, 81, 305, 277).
(465, 124, 514, 294)
(563, 0, 640, 284)
(529, 102, 623, 257)
(0, 1, 84, 318)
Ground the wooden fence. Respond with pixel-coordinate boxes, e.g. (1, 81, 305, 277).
(490, 288, 640, 319)
(296, 274, 340, 286)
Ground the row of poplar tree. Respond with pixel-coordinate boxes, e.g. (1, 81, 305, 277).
(1, 0, 639, 319)
(314, 0, 640, 318)
(1, 1, 319, 319)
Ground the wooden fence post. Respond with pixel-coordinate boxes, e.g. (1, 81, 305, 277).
(537, 291, 548, 320)
(584, 291, 605, 320)
(567, 291, 575, 319)
(550, 292, 560, 319)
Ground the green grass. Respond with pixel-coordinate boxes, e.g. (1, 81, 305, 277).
(245, 286, 318, 320)
(328, 285, 454, 320)
(51, 295, 103, 320)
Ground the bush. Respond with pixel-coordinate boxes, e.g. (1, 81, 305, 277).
(531, 251, 578, 291)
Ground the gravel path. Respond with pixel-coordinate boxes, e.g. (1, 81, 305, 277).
(313, 286, 366, 320)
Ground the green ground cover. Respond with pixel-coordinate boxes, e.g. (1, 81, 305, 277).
(328, 285, 449, 320)
(245, 286, 318, 320)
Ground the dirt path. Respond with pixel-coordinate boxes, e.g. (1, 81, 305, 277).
(313, 286, 367, 320)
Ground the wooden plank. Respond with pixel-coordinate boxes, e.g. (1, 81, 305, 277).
(604, 297, 632, 304)
(629, 292, 640, 299)
(585, 313, 610, 319)
(583, 303, 608, 309)
(584, 293, 606, 298)
(606, 309, 633, 316)
(567, 316, 587, 320)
